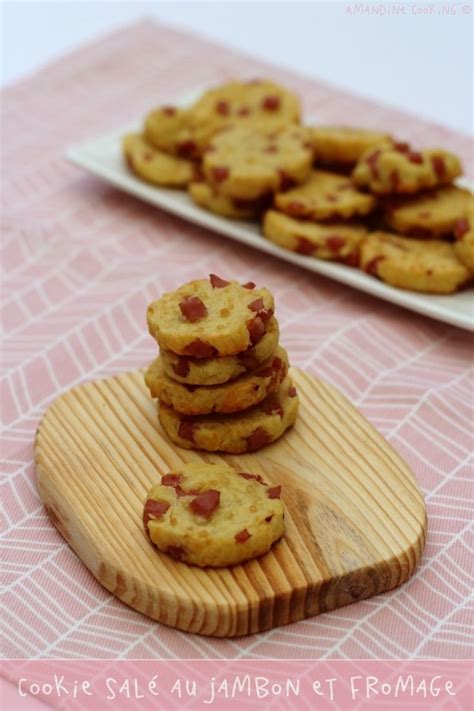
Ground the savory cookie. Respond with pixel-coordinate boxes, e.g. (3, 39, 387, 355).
(145, 346, 289, 415)
(191, 79, 301, 134)
(453, 218, 474, 274)
(160, 316, 280, 385)
(188, 182, 264, 220)
(360, 231, 471, 294)
(352, 144, 462, 195)
(144, 106, 204, 159)
(274, 169, 376, 220)
(202, 125, 313, 200)
(263, 210, 366, 265)
(122, 133, 196, 187)
(312, 126, 392, 166)
(147, 276, 275, 358)
(158, 376, 299, 453)
(143, 462, 285, 567)
(384, 186, 474, 237)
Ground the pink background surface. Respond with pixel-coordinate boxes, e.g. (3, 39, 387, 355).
(1, 20, 473, 661)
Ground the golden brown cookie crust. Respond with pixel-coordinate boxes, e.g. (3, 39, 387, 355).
(144, 462, 285, 567)
(384, 186, 474, 237)
(191, 78, 301, 134)
(274, 169, 376, 221)
(360, 231, 471, 294)
(312, 125, 392, 165)
(453, 218, 474, 274)
(352, 144, 462, 195)
(147, 277, 275, 358)
(122, 133, 196, 187)
(145, 346, 289, 415)
(160, 317, 280, 385)
(158, 376, 299, 453)
(188, 182, 263, 220)
(144, 106, 205, 159)
(202, 125, 313, 200)
(263, 210, 366, 264)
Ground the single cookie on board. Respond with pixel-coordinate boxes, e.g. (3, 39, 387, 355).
(145, 346, 289, 415)
(188, 182, 264, 220)
(311, 126, 392, 166)
(352, 144, 462, 195)
(122, 133, 196, 187)
(158, 377, 299, 453)
(453, 218, 474, 274)
(143, 462, 285, 567)
(147, 276, 275, 358)
(144, 106, 205, 159)
(202, 125, 313, 200)
(384, 186, 474, 237)
(263, 210, 366, 265)
(360, 231, 471, 294)
(191, 79, 301, 135)
(274, 169, 376, 221)
(160, 317, 280, 385)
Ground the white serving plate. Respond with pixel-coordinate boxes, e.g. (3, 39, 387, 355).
(66, 123, 474, 331)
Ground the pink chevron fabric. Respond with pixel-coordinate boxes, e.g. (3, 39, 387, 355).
(1, 20, 473, 661)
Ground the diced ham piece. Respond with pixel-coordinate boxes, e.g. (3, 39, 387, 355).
(262, 95, 280, 111)
(143, 499, 170, 525)
(296, 237, 314, 256)
(179, 296, 208, 322)
(390, 169, 400, 192)
(177, 140, 197, 158)
(166, 545, 186, 561)
(326, 236, 346, 252)
(212, 166, 230, 183)
(175, 486, 200, 498)
(239, 472, 264, 483)
(178, 420, 195, 441)
(431, 156, 446, 179)
(242, 281, 256, 289)
(287, 201, 306, 216)
(366, 150, 381, 179)
(288, 386, 297, 397)
(173, 358, 190, 378)
(263, 399, 284, 418)
(184, 339, 218, 358)
(246, 427, 271, 451)
(454, 218, 470, 239)
(408, 151, 423, 165)
(365, 255, 385, 277)
(161, 473, 182, 488)
(267, 485, 282, 499)
(162, 106, 176, 116)
(247, 316, 266, 344)
(189, 490, 220, 518)
(235, 529, 252, 543)
(258, 308, 274, 322)
(216, 100, 230, 115)
(343, 252, 359, 267)
(248, 298, 264, 311)
(278, 170, 295, 191)
(210, 273, 230, 288)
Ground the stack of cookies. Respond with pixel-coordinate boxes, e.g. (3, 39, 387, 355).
(144, 275, 299, 454)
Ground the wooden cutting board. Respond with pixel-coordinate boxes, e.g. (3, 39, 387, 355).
(35, 367, 426, 637)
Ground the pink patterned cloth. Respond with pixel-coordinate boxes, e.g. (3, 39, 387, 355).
(1, 20, 473, 661)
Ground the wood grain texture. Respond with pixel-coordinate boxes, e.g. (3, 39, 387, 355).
(35, 367, 427, 637)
